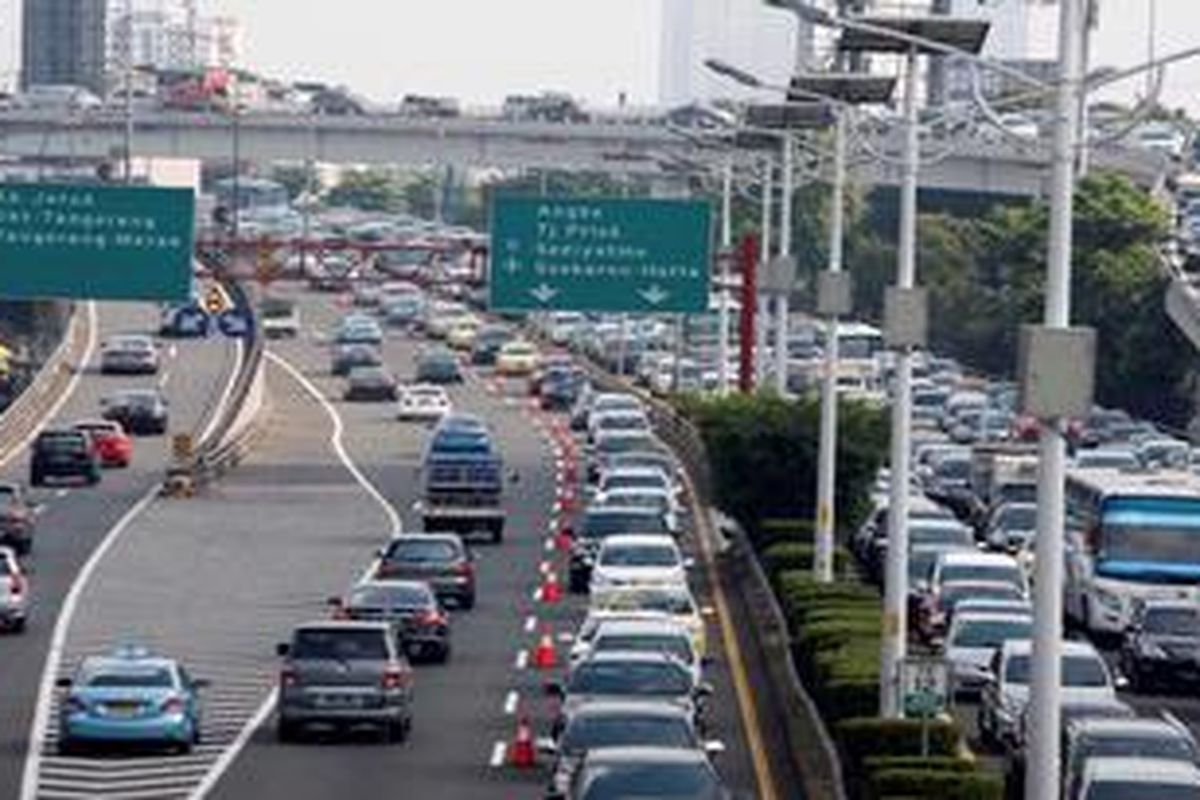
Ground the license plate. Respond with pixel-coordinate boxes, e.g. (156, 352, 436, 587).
(104, 704, 141, 717)
(314, 694, 362, 709)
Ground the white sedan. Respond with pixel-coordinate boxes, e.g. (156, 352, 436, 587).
(396, 384, 452, 422)
(589, 534, 691, 593)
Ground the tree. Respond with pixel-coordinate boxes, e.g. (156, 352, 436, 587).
(271, 164, 322, 202)
(326, 169, 403, 212)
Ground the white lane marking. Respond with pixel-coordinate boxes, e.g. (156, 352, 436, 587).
(168, 344, 178, 359)
(0, 302, 97, 471)
(188, 351, 405, 800)
(524, 615, 537, 634)
(515, 650, 529, 670)
(196, 338, 244, 445)
(532, 587, 542, 603)
(489, 740, 507, 769)
(503, 691, 519, 715)
(544, 537, 554, 552)
(266, 351, 403, 538)
(19, 485, 159, 800)
(54, 489, 68, 499)
(158, 370, 171, 390)
(185, 689, 276, 800)
(539, 560, 552, 575)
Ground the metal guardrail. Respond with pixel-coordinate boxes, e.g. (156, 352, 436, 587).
(575, 357, 845, 800)
(163, 273, 266, 494)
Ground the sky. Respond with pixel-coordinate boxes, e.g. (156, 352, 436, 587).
(2, 1, 1200, 112)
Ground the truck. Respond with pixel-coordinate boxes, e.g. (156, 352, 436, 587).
(968, 443, 1039, 532)
(417, 415, 506, 543)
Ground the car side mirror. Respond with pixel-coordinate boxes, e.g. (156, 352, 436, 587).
(192, 678, 211, 689)
(509, 470, 520, 484)
(536, 737, 559, 756)
(695, 682, 714, 699)
(1114, 673, 1130, 690)
(275, 642, 290, 657)
(55, 677, 72, 689)
(327, 596, 342, 607)
(703, 740, 726, 757)
(543, 681, 564, 699)
(682, 557, 697, 570)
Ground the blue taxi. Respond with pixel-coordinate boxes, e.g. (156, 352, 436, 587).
(56, 646, 208, 754)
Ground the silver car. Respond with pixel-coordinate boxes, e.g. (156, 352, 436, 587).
(275, 621, 414, 742)
(0, 547, 28, 632)
(99, 335, 159, 375)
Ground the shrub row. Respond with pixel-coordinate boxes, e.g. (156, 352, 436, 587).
(761, 541, 854, 578)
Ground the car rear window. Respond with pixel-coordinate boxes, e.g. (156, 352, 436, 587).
(350, 583, 431, 608)
(561, 714, 695, 752)
(385, 539, 461, 562)
(292, 628, 389, 660)
(594, 633, 693, 664)
(38, 433, 86, 452)
(86, 667, 174, 688)
(599, 544, 678, 568)
(583, 511, 669, 538)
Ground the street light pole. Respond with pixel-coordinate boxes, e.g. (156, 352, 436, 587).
(880, 47, 920, 718)
(122, 0, 134, 184)
(718, 152, 734, 394)
(1026, 0, 1083, 797)
(815, 109, 848, 583)
(775, 133, 793, 394)
(759, 154, 773, 386)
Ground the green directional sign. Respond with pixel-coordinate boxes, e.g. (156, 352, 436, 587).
(489, 196, 711, 313)
(0, 182, 194, 301)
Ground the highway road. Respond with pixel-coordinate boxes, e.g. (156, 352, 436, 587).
(10, 286, 764, 799)
(0, 302, 238, 800)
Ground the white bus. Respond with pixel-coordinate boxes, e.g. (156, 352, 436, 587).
(1064, 468, 1200, 635)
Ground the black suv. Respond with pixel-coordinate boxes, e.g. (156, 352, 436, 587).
(374, 534, 476, 610)
(1121, 599, 1200, 691)
(30, 428, 101, 487)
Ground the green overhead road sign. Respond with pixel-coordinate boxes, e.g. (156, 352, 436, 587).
(489, 196, 712, 313)
(0, 182, 194, 302)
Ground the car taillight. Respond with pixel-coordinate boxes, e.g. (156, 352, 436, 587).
(160, 696, 185, 714)
(10, 574, 26, 597)
(280, 668, 299, 689)
(454, 562, 474, 578)
(381, 666, 409, 690)
(417, 609, 446, 627)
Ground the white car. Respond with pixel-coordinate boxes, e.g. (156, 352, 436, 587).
(589, 534, 690, 593)
(0, 546, 28, 633)
(1077, 757, 1200, 800)
(944, 611, 1032, 695)
(588, 408, 651, 444)
(569, 618, 702, 683)
(396, 384, 451, 422)
(979, 639, 1120, 750)
(930, 551, 1028, 599)
(259, 298, 301, 339)
(588, 583, 707, 658)
(99, 334, 159, 375)
(593, 487, 679, 535)
(595, 467, 675, 499)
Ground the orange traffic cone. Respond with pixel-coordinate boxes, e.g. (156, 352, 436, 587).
(508, 716, 536, 768)
(533, 627, 558, 669)
(540, 571, 563, 604)
(560, 488, 576, 513)
(562, 458, 577, 483)
(555, 525, 574, 553)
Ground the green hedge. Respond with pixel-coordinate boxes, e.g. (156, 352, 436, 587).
(762, 541, 853, 578)
(862, 756, 976, 774)
(869, 769, 1003, 800)
(836, 718, 961, 764)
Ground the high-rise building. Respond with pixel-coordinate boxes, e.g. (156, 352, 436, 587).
(21, 0, 109, 94)
(106, 1, 241, 90)
(658, 0, 797, 107)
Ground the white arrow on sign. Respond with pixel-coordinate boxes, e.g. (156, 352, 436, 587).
(529, 283, 559, 304)
(504, 258, 521, 275)
(639, 284, 670, 306)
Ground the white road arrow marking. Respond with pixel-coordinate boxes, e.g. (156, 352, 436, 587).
(529, 283, 558, 304)
(639, 284, 670, 306)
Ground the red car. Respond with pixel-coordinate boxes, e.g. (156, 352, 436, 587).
(73, 420, 133, 468)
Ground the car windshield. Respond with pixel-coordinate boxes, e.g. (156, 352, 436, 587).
(385, 540, 460, 563)
(597, 435, 656, 455)
(941, 564, 1023, 588)
(603, 493, 668, 512)
(998, 505, 1037, 530)
(85, 667, 174, 688)
(943, 584, 1024, 608)
(583, 512, 669, 538)
(911, 525, 971, 546)
(38, 433, 85, 452)
(1005, 654, 1108, 686)
(595, 634, 692, 663)
(561, 715, 696, 752)
(937, 458, 971, 480)
(582, 762, 720, 799)
(596, 589, 695, 616)
(291, 629, 389, 660)
(1084, 783, 1197, 800)
(1080, 734, 1197, 765)
(568, 661, 691, 695)
(349, 584, 430, 608)
(1143, 607, 1200, 635)
(599, 544, 678, 568)
(350, 367, 388, 381)
(951, 618, 1032, 648)
(431, 432, 490, 454)
(603, 474, 668, 492)
(260, 299, 294, 318)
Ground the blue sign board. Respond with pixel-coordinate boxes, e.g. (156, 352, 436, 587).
(216, 308, 254, 339)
